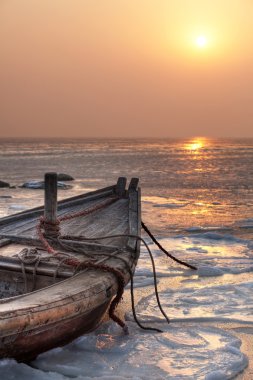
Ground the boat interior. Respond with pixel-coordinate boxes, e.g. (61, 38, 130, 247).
(0, 178, 140, 300)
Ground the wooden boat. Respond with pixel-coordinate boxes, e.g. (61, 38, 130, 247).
(0, 175, 141, 362)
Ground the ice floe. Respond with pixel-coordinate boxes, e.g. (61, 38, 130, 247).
(143, 234, 253, 276)
(26, 322, 248, 380)
(128, 281, 253, 324)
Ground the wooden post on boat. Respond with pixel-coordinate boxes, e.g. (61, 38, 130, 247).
(115, 177, 127, 197)
(44, 172, 59, 237)
(127, 177, 141, 253)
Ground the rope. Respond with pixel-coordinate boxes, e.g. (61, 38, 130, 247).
(58, 197, 118, 222)
(38, 197, 119, 262)
(59, 237, 163, 333)
(37, 197, 118, 253)
(59, 233, 171, 331)
(76, 261, 128, 333)
(17, 248, 42, 292)
(35, 196, 196, 333)
(35, 197, 131, 331)
(141, 221, 197, 270)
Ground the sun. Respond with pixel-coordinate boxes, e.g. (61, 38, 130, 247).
(195, 35, 207, 48)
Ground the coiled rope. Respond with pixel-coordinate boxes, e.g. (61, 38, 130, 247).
(18, 248, 42, 292)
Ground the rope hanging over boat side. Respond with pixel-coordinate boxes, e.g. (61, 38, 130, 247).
(35, 196, 197, 333)
(76, 261, 128, 334)
(59, 233, 175, 332)
(58, 234, 166, 333)
(36, 197, 132, 332)
(141, 221, 197, 270)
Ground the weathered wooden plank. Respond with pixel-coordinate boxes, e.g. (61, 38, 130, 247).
(0, 235, 122, 253)
(57, 188, 115, 211)
(136, 187, 141, 255)
(2, 219, 37, 233)
(0, 268, 64, 299)
(128, 177, 139, 191)
(0, 301, 110, 362)
(59, 198, 129, 246)
(50, 238, 125, 253)
(0, 239, 11, 248)
(0, 256, 74, 279)
(0, 186, 115, 226)
(0, 177, 141, 362)
(127, 178, 140, 252)
(0, 192, 130, 249)
(0, 196, 114, 235)
(115, 177, 127, 197)
(0, 245, 134, 285)
(44, 173, 58, 227)
(127, 186, 141, 252)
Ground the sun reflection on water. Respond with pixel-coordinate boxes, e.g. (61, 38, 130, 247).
(184, 137, 206, 153)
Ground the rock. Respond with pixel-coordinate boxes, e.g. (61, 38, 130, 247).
(0, 181, 10, 188)
(20, 181, 72, 190)
(0, 195, 12, 199)
(57, 181, 72, 189)
(9, 205, 27, 211)
(20, 181, 45, 189)
(57, 173, 74, 181)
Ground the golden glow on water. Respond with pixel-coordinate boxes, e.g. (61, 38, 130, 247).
(184, 137, 206, 152)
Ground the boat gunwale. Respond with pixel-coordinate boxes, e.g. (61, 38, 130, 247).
(0, 178, 141, 360)
(0, 286, 114, 338)
(0, 253, 136, 312)
(0, 184, 116, 226)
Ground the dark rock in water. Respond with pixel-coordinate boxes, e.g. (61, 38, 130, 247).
(57, 173, 74, 181)
(56, 181, 72, 190)
(0, 181, 10, 188)
(20, 181, 44, 189)
(20, 181, 72, 190)
(9, 204, 27, 211)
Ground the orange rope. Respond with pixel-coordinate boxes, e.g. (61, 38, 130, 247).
(37, 197, 118, 255)
(58, 197, 117, 222)
(36, 196, 128, 332)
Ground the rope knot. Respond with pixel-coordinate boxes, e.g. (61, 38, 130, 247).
(18, 247, 41, 265)
(35, 197, 131, 332)
(38, 216, 60, 238)
(39, 216, 60, 226)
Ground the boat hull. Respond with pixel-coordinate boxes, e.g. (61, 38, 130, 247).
(0, 300, 110, 362)
(0, 177, 141, 361)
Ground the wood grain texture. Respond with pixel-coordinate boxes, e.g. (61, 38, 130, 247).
(44, 172, 58, 225)
(0, 179, 141, 361)
(115, 177, 127, 197)
(128, 177, 139, 191)
(127, 183, 141, 252)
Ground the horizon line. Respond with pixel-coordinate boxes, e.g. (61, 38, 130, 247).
(1, 136, 253, 140)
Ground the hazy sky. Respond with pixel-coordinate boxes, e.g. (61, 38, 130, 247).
(1, 0, 253, 138)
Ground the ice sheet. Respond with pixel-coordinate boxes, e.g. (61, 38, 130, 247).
(128, 281, 253, 324)
(30, 323, 248, 380)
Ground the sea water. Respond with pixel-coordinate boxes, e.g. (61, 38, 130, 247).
(0, 137, 252, 379)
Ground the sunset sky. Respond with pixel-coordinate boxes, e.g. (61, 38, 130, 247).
(1, 0, 253, 138)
